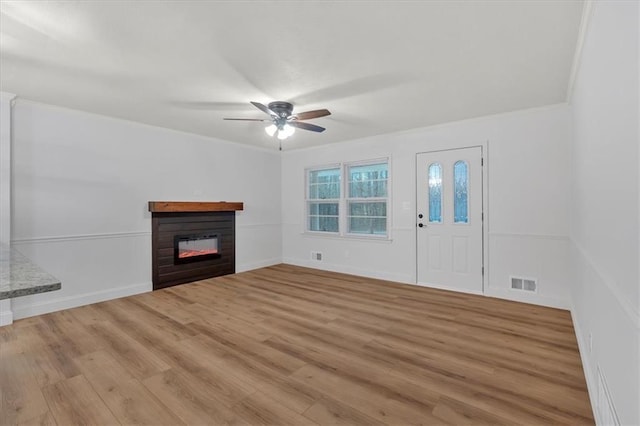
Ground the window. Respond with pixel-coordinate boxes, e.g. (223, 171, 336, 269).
(347, 162, 388, 235)
(453, 160, 468, 223)
(306, 159, 389, 237)
(307, 168, 340, 232)
(428, 163, 442, 223)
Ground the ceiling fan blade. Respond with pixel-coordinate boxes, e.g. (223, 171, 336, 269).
(292, 109, 331, 121)
(289, 121, 326, 133)
(223, 118, 268, 121)
(250, 101, 278, 117)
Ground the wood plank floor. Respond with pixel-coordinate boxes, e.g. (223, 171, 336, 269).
(1, 264, 594, 425)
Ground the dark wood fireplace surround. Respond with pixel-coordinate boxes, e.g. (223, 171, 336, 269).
(149, 201, 243, 290)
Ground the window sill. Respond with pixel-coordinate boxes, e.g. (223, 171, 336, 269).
(301, 231, 392, 243)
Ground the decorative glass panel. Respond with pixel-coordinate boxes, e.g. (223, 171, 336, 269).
(454, 161, 468, 223)
(348, 201, 387, 234)
(428, 163, 442, 223)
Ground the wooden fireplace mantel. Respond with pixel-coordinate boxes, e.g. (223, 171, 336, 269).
(148, 201, 244, 213)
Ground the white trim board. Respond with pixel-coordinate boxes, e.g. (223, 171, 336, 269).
(11, 281, 151, 320)
(572, 239, 640, 329)
(570, 305, 599, 424)
(12, 222, 282, 245)
(12, 231, 151, 244)
(0, 299, 13, 326)
(237, 257, 282, 273)
(282, 258, 414, 286)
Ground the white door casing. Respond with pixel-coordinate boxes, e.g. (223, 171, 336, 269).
(416, 146, 484, 294)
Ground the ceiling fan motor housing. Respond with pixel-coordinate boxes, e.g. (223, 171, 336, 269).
(268, 101, 294, 118)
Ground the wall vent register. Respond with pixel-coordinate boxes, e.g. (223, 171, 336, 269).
(511, 276, 537, 292)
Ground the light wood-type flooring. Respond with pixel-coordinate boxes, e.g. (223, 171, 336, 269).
(1, 264, 594, 425)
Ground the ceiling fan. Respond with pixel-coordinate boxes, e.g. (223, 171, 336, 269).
(224, 101, 331, 144)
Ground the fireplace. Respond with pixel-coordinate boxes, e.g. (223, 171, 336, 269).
(149, 201, 243, 290)
(174, 233, 221, 264)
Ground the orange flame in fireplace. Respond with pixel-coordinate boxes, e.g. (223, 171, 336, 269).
(178, 249, 219, 258)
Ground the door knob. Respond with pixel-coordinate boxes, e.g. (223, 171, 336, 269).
(418, 213, 423, 219)
(418, 223, 424, 228)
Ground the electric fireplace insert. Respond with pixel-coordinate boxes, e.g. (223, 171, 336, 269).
(174, 233, 221, 264)
(149, 201, 243, 290)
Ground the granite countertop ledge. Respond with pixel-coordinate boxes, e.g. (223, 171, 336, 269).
(0, 244, 61, 300)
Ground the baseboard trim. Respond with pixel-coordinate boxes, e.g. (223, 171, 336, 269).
(236, 257, 282, 273)
(282, 258, 414, 285)
(570, 304, 599, 423)
(484, 287, 570, 310)
(416, 281, 484, 296)
(12, 281, 152, 320)
(0, 300, 13, 326)
(0, 310, 13, 327)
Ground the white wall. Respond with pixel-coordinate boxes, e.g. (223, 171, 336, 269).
(569, 1, 639, 424)
(10, 100, 282, 319)
(1, 92, 17, 326)
(282, 104, 571, 308)
(1, 92, 16, 245)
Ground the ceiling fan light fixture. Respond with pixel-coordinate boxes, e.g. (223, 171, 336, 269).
(277, 128, 288, 140)
(226, 101, 330, 146)
(265, 124, 277, 136)
(282, 123, 295, 138)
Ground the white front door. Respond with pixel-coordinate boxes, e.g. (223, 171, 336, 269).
(416, 146, 484, 293)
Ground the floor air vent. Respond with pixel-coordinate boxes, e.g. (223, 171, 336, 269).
(511, 276, 537, 292)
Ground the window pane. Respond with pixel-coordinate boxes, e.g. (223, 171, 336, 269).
(309, 168, 340, 184)
(309, 182, 340, 199)
(308, 216, 339, 232)
(308, 202, 339, 232)
(309, 202, 339, 216)
(348, 201, 386, 216)
(348, 202, 386, 234)
(349, 217, 387, 235)
(454, 161, 468, 223)
(345, 162, 389, 237)
(428, 163, 442, 223)
(309, 168, 340, 199)
(348, 163, 388, 198)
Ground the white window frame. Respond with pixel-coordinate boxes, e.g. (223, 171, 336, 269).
(305, 157, 391, 239)
(305, 164, 341, 235)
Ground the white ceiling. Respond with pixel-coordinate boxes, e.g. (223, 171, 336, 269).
(0, 1, 584, 150)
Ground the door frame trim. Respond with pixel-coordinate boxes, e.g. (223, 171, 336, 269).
(415, 141, 489, 294)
